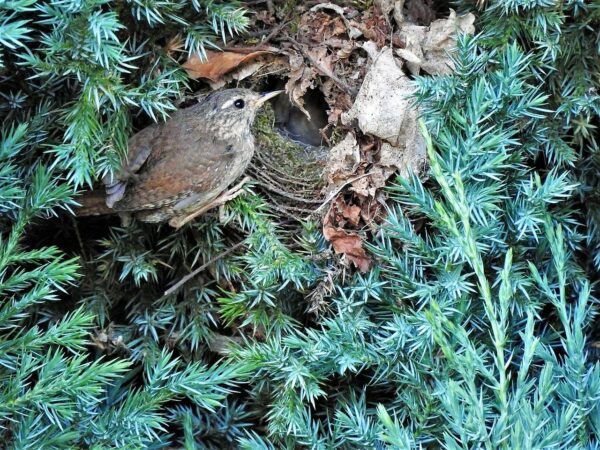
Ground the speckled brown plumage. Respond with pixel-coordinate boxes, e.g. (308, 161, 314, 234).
(78, 89, 281, 226)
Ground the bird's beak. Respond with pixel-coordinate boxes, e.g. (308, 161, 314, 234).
(254, 90, 284, 107)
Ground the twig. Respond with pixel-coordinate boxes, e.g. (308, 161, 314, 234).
(226, 21, 289, 47)
(311, 173, 373, 216)
(70, 215, 88, 261)
(248, 164, 289, 189)
(262, 20, 291, 45)
(221, 45, 279, 53)
(253, 152, 321, 186)
(253, 180, 324, 204)
(259, 173, 321, 196)
(265, 197, 317, 216)
(263, 199, 307, 220)
(250, 167, 320, 195)
(163, 240, 246, 297)
(288, 37, 358, 97)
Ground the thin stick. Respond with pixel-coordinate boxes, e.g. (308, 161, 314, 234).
(253, 180, 324, 204)
(262, 20, 290, 45)
(252, 169, 321, 196)
(311, 173, 373, 216)
(253, 152, 319, 186)
(163, 240, 246, 297)
(288, 37, 358, 97)
(70, 215, 88, 261)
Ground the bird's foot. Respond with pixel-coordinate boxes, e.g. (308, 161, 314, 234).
(168, 177, 251, 229)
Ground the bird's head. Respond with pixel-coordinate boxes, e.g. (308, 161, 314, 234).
(202, 88, 283, 131)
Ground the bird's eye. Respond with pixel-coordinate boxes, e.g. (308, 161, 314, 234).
(234, 99, 245, 109)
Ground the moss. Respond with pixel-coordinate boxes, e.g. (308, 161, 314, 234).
(352, 0, 375, 10)
(252, 103, 325, 187)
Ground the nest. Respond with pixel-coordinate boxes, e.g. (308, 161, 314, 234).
(179, 1, 475, 271)
(249, 104, 328, 221)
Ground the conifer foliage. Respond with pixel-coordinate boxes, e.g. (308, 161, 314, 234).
(1, 0, 253, 447)
(1, 0, 600, 448)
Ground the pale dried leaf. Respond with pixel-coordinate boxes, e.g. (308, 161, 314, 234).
(394, 0, 406, 25)
(396, 47, 423, 65)
(342, 47, 413, 146)
(284, 51, 316, 119)
(420, 10, 475, 74)
(375, 0, 395, 17)
(379, 141, 426, 177)
(396, 24, 427, 75)
(396, 10, 476, 75)
(325, 133, 361, 185)
(207, 59, 285, 90)
(341, 46, 426, 182)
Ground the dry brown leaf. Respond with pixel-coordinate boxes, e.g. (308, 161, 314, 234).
(348, 168, 389, 198)
(323, 221, 371, 273)
(331, 195, 363, 227)
(328, 106, 344, 125)
(182, 50, 271, 82)
(334, 39, 356, 59)
(284, 43, 348, 120)
(342, 203, 362, 226)
(348, 175, 373, 198)
(207, 57, 287, 91)
(255, 10, 275, 25)
(321, 79, 353, 125)
(361, 193, 386, 225)
(310, 3, 363, 39)
(310, 46, 335, 74)
(349, 6, 391, 48)
(339, 45, 426, 194)
(302, 6, 355, 43)
(322, 195, 372, 274)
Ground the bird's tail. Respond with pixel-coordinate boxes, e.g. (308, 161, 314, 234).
(75, 190, 114, 217)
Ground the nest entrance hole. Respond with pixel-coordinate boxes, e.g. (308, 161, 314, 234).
(249, 77, 331, 220)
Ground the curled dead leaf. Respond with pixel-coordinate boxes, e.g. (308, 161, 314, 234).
(396, 10, 476, 75)
(322, 197, 372, 274)
(323, 222, 371, 273)
(310, 3, 363, 39)
(340, 202, 361, 227)
(342, 46, 424, 152)
(284, 50, 317, 118)
(182, 49, 273, 82)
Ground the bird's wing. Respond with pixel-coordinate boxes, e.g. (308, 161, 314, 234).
(103, 122, 164, 207)
(110, 115, 241, 212)
(104, 106, 210, 208)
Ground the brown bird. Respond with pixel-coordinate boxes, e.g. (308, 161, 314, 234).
(77, 89, 282, 228)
